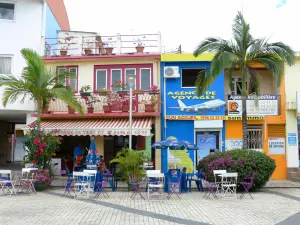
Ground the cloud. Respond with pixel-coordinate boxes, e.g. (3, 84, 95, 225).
(276, 0, 287, 8)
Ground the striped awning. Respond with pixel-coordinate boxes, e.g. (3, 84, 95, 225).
(23, 118, 153, 136)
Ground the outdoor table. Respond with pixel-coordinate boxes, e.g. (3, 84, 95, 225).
(186, 173, 204, 192)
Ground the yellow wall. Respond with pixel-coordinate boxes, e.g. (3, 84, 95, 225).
(161, 53, 213, 62)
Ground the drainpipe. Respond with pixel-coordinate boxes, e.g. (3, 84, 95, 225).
(41, 0, 47, 56)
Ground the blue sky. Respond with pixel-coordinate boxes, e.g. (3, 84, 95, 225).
(64, 0, 299, 52)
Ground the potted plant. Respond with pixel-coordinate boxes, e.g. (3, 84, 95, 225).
(81, 95, 94, 113)
(103, 92, 114, 112)
(121, 99, 139, 112)
(148, 84, 160, 94)
(135, 39, 145, 53)
(111, 81, 127, 95)
(98, 88, 109, 96)
(133, 89, 144, 95)
(110, 148, 150, 190)
(144, 95, 158, 112)
(34, 170, 51, 192)
(83, 38, 94, 55)
(79, 85, 91, 97)
(58, 33, 75, 56)
(104, 41, 114, 55)
(67, 105, 76, 114)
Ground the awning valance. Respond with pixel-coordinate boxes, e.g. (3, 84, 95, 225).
(23, 118, 153, 136)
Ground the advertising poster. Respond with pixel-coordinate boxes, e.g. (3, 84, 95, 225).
(227, 95, 278, 116)
(167, 148, 195, 173)
(196, 133, 217, 161)
(287, 133, 297, 146)
(225, 139, 243, 151)
(268, 138, 285, 154)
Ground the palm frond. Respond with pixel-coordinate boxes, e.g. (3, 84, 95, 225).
(193, 37, 228, 57)
(195, 70, 216, 95)
(247, 66, 261, 96)
(262, 42, 296, 66)
(210, 50, 239, 77)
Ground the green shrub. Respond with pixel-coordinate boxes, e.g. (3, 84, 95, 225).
(197, 149, 276, 190)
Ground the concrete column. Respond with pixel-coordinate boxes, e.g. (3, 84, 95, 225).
(94, 136, 104, 156)
(286, 110, 299, 167)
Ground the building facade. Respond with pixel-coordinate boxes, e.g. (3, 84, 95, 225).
(161, 54, 287, 179)
(0, 0, 69, 164)
(26, 31, 162, 170)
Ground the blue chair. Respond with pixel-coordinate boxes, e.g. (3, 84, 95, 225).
(187, 169, 204, 192)
(167, 169, 182, 199)
(181, 167, 188, 193)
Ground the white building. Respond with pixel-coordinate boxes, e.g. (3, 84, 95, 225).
(0, 0, 70, 164)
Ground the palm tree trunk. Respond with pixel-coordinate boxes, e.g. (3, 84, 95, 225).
(36, 98, 41, 131)
(242, 95, 247, 149)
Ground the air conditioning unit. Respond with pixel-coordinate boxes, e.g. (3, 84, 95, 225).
(164, 66, 180, 78)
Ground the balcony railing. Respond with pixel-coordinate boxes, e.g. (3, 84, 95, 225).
(44, 32, 162, 57)
(225, 94, 281, 115)
(43, 91, 160, 115)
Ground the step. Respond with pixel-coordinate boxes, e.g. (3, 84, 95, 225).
(287, 168, 300, 173)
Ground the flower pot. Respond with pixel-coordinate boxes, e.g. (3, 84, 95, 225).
(103, 105, 112, 113)
(84, 49, 92, 55)
(128, 183, 135, 191)
(122, 105, 129, 112)
(98, 92, 108, 96)
(41, 106, 49, 114)
(80, 92, 91, 97)
(34, 181, 45, 192)
(149, 90, 159, 95)
(133, 90, 144, 95)
(67, 106, 75, 114)
(60, 50, 67, 56)
(87, 106, 94, 113)
(117, 90, 128, 95)
(135, 46, 144, 53)
(145, 104, 155, 112)
(105, 47, 114, 55)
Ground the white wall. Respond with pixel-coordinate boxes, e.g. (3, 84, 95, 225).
(0, 0, 44, 113)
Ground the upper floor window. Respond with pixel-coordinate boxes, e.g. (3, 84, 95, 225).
(57, 67, 78, 92)
(231, 77, 248, 95)
(0, 55, 12, 74)
(140, 68, 151, 90)
(182, 68, 204, 88)
(111, 69, 122, 91)
(0, 2, 15, 20)
(95, 69, 107, 91)
(125, 68, 136, 90)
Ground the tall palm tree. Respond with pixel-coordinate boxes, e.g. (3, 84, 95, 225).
(0, 48, 83, 130)
(193, 12, 295, 149)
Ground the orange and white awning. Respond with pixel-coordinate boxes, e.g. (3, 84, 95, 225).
(23, 118, 153, 136)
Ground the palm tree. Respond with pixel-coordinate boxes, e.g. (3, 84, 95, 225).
(193, 12, 295, 149)
(0, 48, 83, 130)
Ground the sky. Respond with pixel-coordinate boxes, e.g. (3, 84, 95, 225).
(64, 0, 300, 53)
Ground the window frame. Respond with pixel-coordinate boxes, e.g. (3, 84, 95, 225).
(95, 69, 108, 91)
(0, 1, 16, 22)
(139, 68, 152, 90)
(0, 54, 13, 75)
(56, 66, 78, 92)
(125, 68, 136, 90)
(181, 68, 205, 88)
(231, 77, 242, 95)
(110, 69, 122, 91)
(247, 125, 263, 150)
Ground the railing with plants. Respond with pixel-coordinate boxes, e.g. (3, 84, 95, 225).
(44, 85, 160, 114)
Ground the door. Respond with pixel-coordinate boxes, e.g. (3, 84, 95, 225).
(104, 136, 115, 165)
(196, 131, 220, 162)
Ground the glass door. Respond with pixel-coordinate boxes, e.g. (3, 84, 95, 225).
(196, 131, 220, 162)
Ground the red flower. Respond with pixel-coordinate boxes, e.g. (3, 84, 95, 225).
(52, 98, 56, 101)
(39, 142, 46, 150)
(33, 138, 40, 146)
(32, 159, 38, 165)
(79, 90, 83, 93)
(58, 136, 63, 141)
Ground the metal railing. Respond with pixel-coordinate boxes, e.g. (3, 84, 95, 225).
(44, 32, 162, 57)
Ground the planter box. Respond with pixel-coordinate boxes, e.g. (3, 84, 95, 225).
(133, 90, 144, 95)
(98, 92, 108, 96)
(117, 90, 128, 95)
(34, 181, 45, 192)
(103, 105, 112, 113)
(80, 92, 91, 97)
(60, 50, 67, 56)
(145, 104, 155, 112)
(149, 90, 159, 95)
(67, 106, 75, 114)
(87, 106, 94, 113)
(122, 105, 129, 112)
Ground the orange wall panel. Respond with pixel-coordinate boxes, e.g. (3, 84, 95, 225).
(226, 121, 242, 139)
(269, 155, 287, 179)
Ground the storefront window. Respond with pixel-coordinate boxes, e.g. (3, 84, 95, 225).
(181, 68, 205, 87)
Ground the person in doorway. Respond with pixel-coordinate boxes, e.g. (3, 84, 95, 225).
(98, 155, 107, 172)
(74, 143, 83, 159)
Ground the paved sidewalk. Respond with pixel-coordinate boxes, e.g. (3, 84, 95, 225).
(1, 188, 300, 225)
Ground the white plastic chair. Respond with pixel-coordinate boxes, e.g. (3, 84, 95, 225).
(213, 170, 227, 194)
(147, 172, 164, 200)
(221, 173, 238, 199)
(83, 169, 97, 192)
(73, 172, 91, 200)
(0, 170, 16, 195)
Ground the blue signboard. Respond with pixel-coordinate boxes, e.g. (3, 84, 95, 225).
(288, 133, 297, 146)
(165, 62, 225, 116)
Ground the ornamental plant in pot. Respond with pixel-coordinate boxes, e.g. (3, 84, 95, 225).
(57, 33, 75, 56)
(82, 95, 95, 113)
(133, 89, 144, 95)
(83, 38, 94, 55)
(111, 81, 127, 95)
(144, 95, 158, 112)
(121, 99, 139, 112)
(110, 148, 150, 191)
(34, 169, 51, 191)
(104, 42, 114, 55)
(148, 84, 159, 94)
(135, 39, 145, 53)
(79, 85, 91, 97)
(98, 88, 109, 96)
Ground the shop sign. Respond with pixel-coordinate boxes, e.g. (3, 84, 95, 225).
(287, 133, 297, 146)
(225, 139, 243, 150)
(268, 138, 285, 154)
(228, 95, 278, 116)
(39, 129, 150, 136)
(166, 115, 265, 120)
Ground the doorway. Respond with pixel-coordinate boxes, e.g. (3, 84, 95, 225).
(196, 131, 220, 162)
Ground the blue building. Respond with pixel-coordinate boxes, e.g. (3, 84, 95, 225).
(161, 54, 226, 166)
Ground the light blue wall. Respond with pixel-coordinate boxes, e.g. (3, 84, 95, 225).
(45, 4, 61, 55)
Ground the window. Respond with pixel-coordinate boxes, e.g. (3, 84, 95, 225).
(231, 77, 242, 95)
(140, 68, 151, 90)
(57, 67, 78, 92)
(111, 69, 122, 91)
(247, 125, 263, 149)
(0, 56, 12, 74)
(0, 2, 14, 20)
(96, 69, 107, 91)
(125, 68, 136, 90)
(182, 68, 204, 88)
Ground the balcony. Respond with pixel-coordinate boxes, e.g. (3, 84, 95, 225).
(44, 31, 162, 58)
(41, 91, 160, 117)
(225, 94, 281, 116)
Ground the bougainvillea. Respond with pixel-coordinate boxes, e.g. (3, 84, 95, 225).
(23, 123, 62, 172)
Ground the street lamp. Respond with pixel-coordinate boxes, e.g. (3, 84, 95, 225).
(127, 74, 136, 149)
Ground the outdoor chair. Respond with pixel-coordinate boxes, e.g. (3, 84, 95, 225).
(167, 169, 182, 199)
(94, 179, 109, 199)
(73, 172, 91, 200)
(221, 172, 238, 199)
(240, 173, 254, 200)
(102, 168, 115, 192)
(213, 170, 227, 194)
(202, 172, 218, 199)
(147, 171, 164, 200)
(129, 175, 145, 200)
(0, 170, 16, 195)
(62, 177, 74, 198)
(20, 170, 39, 194)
